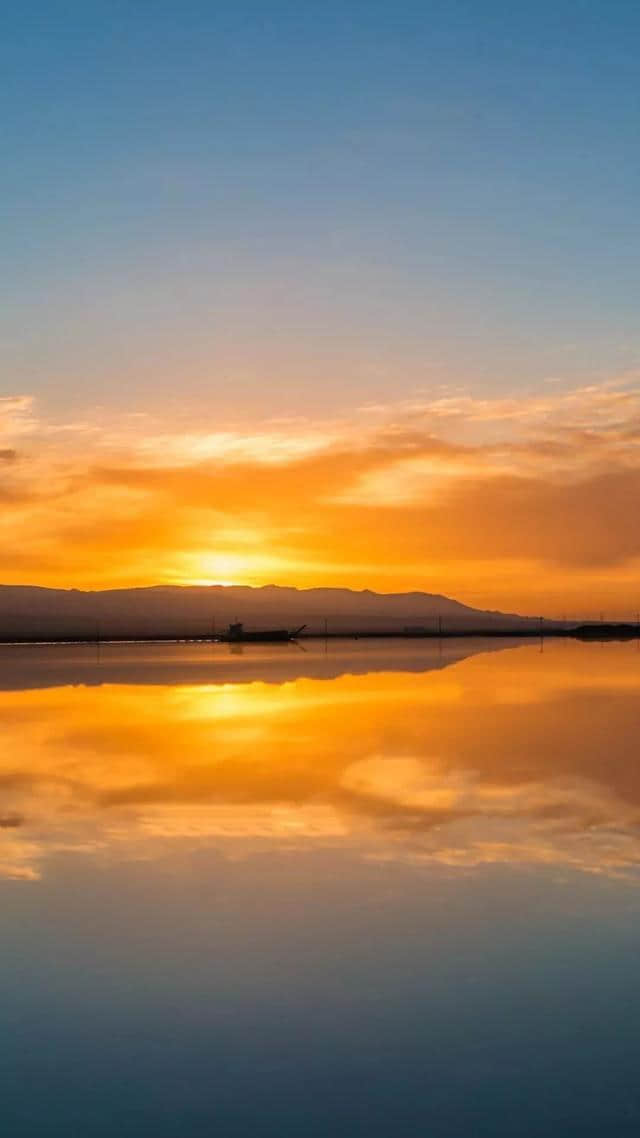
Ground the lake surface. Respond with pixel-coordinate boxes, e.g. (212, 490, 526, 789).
(1, 637, 639, 1136)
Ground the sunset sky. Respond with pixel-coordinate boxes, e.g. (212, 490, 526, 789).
(2, 2, 639, 616)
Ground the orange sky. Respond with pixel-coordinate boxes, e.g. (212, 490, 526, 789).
(3, 2, 640, 624)
(1, 379, 640, 618)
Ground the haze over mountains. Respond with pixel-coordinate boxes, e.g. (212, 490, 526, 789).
(0, 584, 540, 641)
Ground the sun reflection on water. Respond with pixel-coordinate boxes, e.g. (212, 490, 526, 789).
(0, 639, 639, 881)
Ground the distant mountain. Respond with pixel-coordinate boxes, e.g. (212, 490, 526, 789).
(0, 583, 541, 641)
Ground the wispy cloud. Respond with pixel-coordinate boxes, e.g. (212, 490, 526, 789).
(0, 395, 36, 437)
(1, 379, 639, 612)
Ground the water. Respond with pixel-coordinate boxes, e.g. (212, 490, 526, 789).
(1, 637, 639, 1136)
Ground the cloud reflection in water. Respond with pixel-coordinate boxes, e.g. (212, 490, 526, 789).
(0, 639, 638, 881)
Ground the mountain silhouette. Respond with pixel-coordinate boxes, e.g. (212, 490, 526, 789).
(0, 583, 540, 641)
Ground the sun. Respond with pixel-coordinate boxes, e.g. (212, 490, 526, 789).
(175, 548, 295, 589)
(185, 554, 250, 587)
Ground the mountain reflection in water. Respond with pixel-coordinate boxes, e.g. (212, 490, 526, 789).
(0, 637, 638, 882)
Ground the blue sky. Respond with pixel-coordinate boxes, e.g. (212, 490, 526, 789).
(2, 0, 639, 420)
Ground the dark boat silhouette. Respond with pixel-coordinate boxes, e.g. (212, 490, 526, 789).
(219, 621, 306, 643)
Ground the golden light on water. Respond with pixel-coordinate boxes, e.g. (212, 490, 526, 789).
(1, 638, 639, 881)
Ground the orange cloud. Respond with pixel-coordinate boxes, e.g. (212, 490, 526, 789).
(1, 381, 640, 614)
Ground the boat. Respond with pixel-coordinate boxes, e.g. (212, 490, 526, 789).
(219, 621, 306, 643)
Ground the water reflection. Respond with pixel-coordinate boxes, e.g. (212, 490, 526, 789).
(1, 638, 639, 881)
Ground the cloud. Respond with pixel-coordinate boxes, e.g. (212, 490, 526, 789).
(1, 379, 640, 611)
(0, 396, 36, 439)
(0, 811, 23, 828)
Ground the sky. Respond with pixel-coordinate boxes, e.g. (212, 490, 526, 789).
(2, 1, 639, 615)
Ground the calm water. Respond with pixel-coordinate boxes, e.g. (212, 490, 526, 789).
(1, 637, 639, 1136)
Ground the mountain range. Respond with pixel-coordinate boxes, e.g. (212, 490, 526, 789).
(0, 583, 541, 640)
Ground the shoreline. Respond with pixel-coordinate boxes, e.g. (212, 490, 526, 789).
(0, 626, 638, 646)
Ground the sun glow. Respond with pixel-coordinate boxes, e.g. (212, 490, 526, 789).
(3, 381, 640, 614)
(186, 553, 247, 586)
(182, 551, 286, 588)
